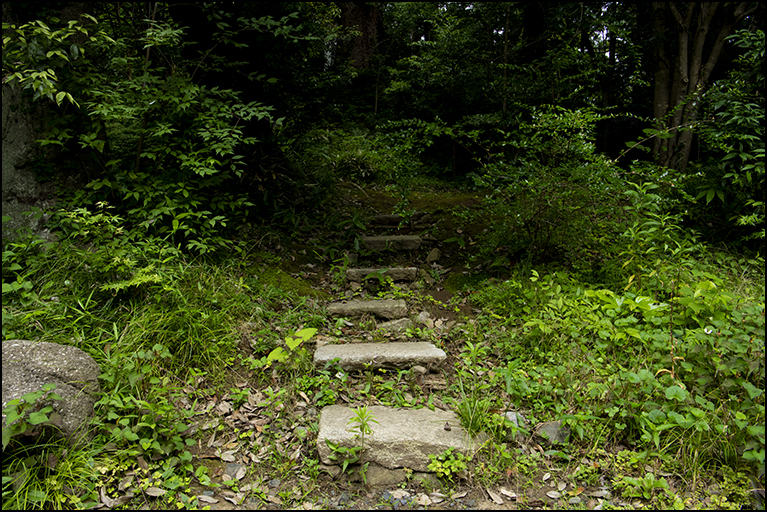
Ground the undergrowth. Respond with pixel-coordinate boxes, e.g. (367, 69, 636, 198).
(2, 177, 764, 509)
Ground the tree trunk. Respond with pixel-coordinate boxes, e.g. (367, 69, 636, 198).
(650, 2, 756, 172)
(338, 2, 381, 69)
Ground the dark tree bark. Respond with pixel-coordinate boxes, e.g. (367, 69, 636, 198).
(650, 2, 758, 172)
(337, 2, 382, 69)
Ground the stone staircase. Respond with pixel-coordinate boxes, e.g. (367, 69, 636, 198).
(315, 212, 471, 483)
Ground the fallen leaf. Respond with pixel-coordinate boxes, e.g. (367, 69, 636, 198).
(145, 486, 166, 497)
(542, 472, 551, 481)
(223, 492, 245, 505)
(558, 481, 567, 491)
(451, 491, 469, 499)
(500, 488, 517, 499)
(268, 495, 283, 504)
(417, 494, 432, 506)
(429, 493, 445, 504)
(546, 491, 562, 499)
(219, 449, 237, 462)
(100, 487, 116, 508)
(487, 488, 503, 505)
(118, 474, 134, 492)
(137, 456, 149, 471)
(207, 431, 217, 448)
(197, 495, 218, 503)
(235, 466, 247, 480)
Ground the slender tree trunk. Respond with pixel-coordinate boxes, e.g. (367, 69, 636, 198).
(650, 2, 756, 172)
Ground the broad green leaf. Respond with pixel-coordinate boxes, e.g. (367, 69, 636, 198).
(665, 385, 687, 402)
(28, 411, 50, 425)
(742, 381, 763, 400)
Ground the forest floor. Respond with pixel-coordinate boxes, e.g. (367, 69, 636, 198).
(165, 181, 761, 510)
(5, 180, 762, 511)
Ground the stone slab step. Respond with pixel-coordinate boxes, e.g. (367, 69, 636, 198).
(361, 236, 422, 251)
(318, 405, 468, 472)
(346, 267, 418, 282)
(314, 342, 445, 371)
(327, 299, 407, 319)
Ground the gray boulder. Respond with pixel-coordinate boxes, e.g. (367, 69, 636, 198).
(2, 340, 101, 446)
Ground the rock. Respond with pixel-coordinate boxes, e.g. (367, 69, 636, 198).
(2, 340, 101, 446)
(317, 405, 471, 472)
(346, 267, 419, 283)
(327, 299, 407, 320)
(504, 411, 528, 441)
(377, 318, 413, 333)
(536, 420, 570, 444)
(354, 464, 407, 486)
(426, 248, 440, 263)
(412, 472, 441, 489)
(504, 411, 527, 428)
(314, 342, 446, 371)
(361, 236, 422, 251)
(320, 463, 342, 480)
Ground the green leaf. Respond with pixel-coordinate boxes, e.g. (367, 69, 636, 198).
(266, 347, 288, 363)
(665, 385, 687, 402)
(28, 411, 50, 425)
(742, 381, 764, 400)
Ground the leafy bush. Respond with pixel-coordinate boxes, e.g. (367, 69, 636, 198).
(686, 29, 765, 248)
(471, 106, 625, 267)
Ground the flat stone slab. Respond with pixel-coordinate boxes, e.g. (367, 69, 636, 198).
(317, 405, 469, 471)
(362, 236, 422, 251)
(327, 299, 407, 319)
(346, 267, 418, 282)
(314, 342, 445, 371)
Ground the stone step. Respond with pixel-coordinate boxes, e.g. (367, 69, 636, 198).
(327, 299, 407, 319)
(361, 235, 422, 251)
(346, 267, 418, 283)
(314, 342, 445, 371)
(318, 405, 469, 472)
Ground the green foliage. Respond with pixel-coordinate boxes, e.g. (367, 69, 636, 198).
(93, 343, 196, 459)
(428, 447, 467, 483)
(263, 327, 316, 366)
(2, 14, 112, 106)
(689, 29, 765, 247)
(3, 13, 286, 255)
(2, 384, 63, 452)
(471, 106, 624, 265)
(324, 440, 362, 476)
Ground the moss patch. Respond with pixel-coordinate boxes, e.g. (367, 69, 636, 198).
(249, 266, 331, 300)
(442, 271, 489, 294)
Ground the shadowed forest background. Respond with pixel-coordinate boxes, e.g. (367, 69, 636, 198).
(1, 2, 765, 510)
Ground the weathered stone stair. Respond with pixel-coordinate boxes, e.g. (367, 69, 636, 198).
(316, 217, 468, 481)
